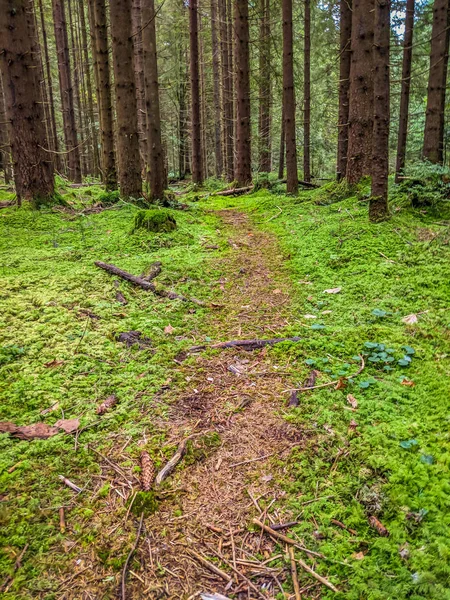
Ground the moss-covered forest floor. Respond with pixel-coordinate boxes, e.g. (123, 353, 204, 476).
(0, 182, 449, 599)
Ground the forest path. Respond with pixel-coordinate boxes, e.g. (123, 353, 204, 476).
(141, 210, 306, 599)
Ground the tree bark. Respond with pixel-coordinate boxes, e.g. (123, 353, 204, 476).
(89, 0, 117, 190)
(189, 0, 203, 184)
(110, 0, 142, 198)
(0, 74, 13, 184)
(422, 0, 450, 164)
(283, 0, 298, 193)
(142, 0, 166, 199)
(395, 0, 414, 182)
(211, 0, 224, 177)
(0, 0, 54, 204)
(52, 0, 82, 182)
(303, 0, 311, 182)
(78, 0, 100, 177)
(278, 104, 285, 179)
(346, 0, 374, 184)
(178, 40, 188, 179)
(370, 0, 390, 221)
(258, 0, 271, 173)
(337, 0, 352, 180)
(219, 0, 234, 181)
(132, 0, 148, 172)
(234, 0, 252, 186)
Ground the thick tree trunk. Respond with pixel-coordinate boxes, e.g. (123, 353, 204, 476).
(52, 0, 82, 182)
(219, 0, 234, 181)
(211, 0, 223, 177)
(278, 104, 285, 179)
(89, 0, 117, 190)
(38, 0, 62, 172)
(303, 0, 311, 182)
(395, 0, 414, 182)
(258, 0, 271, 173)
(142, 0, 166, 199)
(78, 0, 100, 177)
(178, 43, 188, 179)
(282, 0, 298, 193)
(0, 74, 13, 184)
(234, 0, 252, 186)
(422, 0, 450, 164)
(132, 0, 148, 172)
(337, 0, 352, 180)
(370, 0, 390, 221)
(189, 0, 203, 184)
(199, 12, 208, 178)
(0, 0, 54, 204)
(346, 0, 374, 184)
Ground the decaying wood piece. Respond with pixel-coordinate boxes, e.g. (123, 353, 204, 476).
(96, 394, 118, 415)
(280, 178, 318, 189)
(270, 520, 300, 531)
(190, 336, 302, 352)
(213, 185, 254, 196)
(140, 261, 162, 281)
(0, 419, 79, 440)
(154, 438, 189, 485)
(368, 516, 389, 537)
(140, 451, 154, 491)
(187, 548, 232, 582)
(95, 261, 204, 306)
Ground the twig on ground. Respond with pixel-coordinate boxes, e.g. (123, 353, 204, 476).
(252, 518, 323, 559)
(190, 336, 302, 352)
(295, 557, 339, 593)
(121, 512, 145, 600)
(270, 520, 300, 531)
(267, 206, 283, 222)
(283, 355, 365, 393)
(288, 546, 302, 600)
(187, 548, 232, 582)
(230, 453, 274, 468)
(58, 475, 82, 493)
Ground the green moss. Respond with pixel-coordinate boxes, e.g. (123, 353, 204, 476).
(130, 491, 159, 516)
(184, 431, 222, 465)
(132, 209, 177, 233)
(98, 189, 120, 205)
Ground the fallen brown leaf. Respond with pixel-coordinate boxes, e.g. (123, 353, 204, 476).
(402, 313, 418, 325)
(324, 287, 342, 294)
(347, 394, 358, 409)
(369, 515, 389, 537)
(164, 324, 175, 334)
(54, 418, 80, 433)
(352, 552, 365, 560)
(401, 379, 415, 387)
(44, 359, 65, 368)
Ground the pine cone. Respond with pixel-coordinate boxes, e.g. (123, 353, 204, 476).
(140, 451, 154, 491)
(96, 394, 118, 415)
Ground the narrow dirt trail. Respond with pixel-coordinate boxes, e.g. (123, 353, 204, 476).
(140, 210, 306, 599)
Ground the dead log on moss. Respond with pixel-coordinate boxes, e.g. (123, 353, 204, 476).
(94, 261, 204, 306)
(280, 178, 318, 189)
(213, 185, 254, 197)
(190, 336, 301, 352)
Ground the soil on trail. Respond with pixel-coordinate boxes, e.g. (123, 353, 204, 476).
(139, 210, 305, 599)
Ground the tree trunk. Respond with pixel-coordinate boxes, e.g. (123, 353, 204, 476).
(395, 0, 414, 182)
(52, 0, 82, 182)
(282, 0, 298, 193)
(178, 41, 188, 179)
(370, 0, 390, 221)
(303, 0, 311, 182)
(234, 0, 252, 186)
(422, 0, 450, 164)
(110, 0, 142, 199)
(0, 74, 13, 184)
(189, 0, 203, 184)
(89, 0, 117, 190)
(132, 0, 148, 172)
(142, 0, 166, 199)
(346, 0, 374, 184)
(199, 11, 209, 178)
(258, 0, 271, 173)
(211, 0, 223, 177)
(337, 0, 352, 180)
(38, 0, 62, 172)
(278, 104, 285, 179)
(0, 0, 54, 204)
(219, 0, 234, 181)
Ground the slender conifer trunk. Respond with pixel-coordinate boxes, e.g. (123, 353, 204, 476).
(258, 0, 271, 173)
(303, 0, 311, 182)
(219, 0, 234, 180)
(283, 0, 298, 193)
(337, 0, 352, 180)
(211, 0, 224, 177)
(189, 0, 203, 184)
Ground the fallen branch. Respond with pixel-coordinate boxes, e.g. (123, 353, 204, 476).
(252, 518, 323, 560)
(58, 475, 82, 493)
(267, 205, 283, 222)
(270, 520, 300, 531)
(213, 185, 254, 197)
(140, 261, 162, 281)
(187, 548, 232, 582)
(296, 556, 339, 593)
(94, 261, 204, 306)
(190, 336, 302, 352)
(121, 512, 145, 600)
(155, 438, 189, 485)
(280, 178, 318, 189)
(283, 355, 365, 393)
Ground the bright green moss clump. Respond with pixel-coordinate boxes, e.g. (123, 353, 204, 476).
(132, 209, 177, 233)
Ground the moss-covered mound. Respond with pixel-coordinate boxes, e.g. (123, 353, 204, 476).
(132, 209, 177, 233)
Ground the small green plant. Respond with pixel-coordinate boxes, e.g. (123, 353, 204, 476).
(0, 344, 25, 365)
(98, 190, 121, 205)
(132, 209, 177, 233)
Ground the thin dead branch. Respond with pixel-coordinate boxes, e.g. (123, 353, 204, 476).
(190, 336, 302, 352)
(121, 512, 145, 600)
